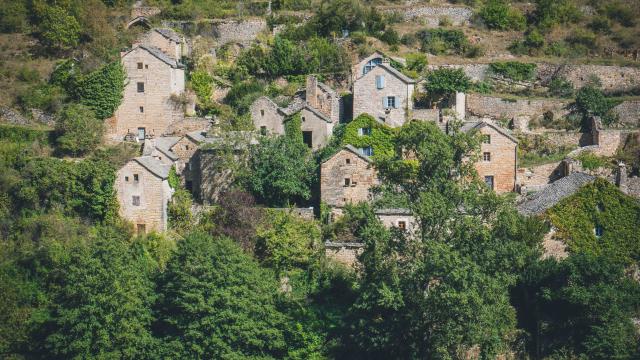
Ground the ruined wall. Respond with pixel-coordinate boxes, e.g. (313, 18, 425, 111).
(517, 161, 564, 191)
(320, 149, 379, 208)
(325, 242, 363, 267)
(466, 94, 570, 126)
(382, 5, 473, 26)
(593, 128, 623, 156)
(164, 117, 210, 136)
(163, 18, 267, 46)
(300, 107, 334, 150)
(612, 100, 640, 128)
(251, 97, 285, 135)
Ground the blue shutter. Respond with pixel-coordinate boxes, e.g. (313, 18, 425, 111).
(394, 96, 399, 108)
(383, 97, 387, 108)
(376, 75, 385, 89)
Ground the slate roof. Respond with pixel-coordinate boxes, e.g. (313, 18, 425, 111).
(155, 28, 182, 43)
(375, 208, 412, 215)
(126, 45, 183, 68)
(133, 156, 172, 179)
(341, 145, 373, 163)
(516, 172, 596, 216)
(154, 136, 180, 161)
(460, 120, 518, 143)
(278, 97, 306, 116)
(376, 63, 416, 84)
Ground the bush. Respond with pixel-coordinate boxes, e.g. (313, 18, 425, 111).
(479, 0, 526, 31)
(405, 53, 428, 73)
(548, 77, 574, 98)
(575, 85, 620, 126)
(37, 6, 81, 51)
(416, 28, 470, 55)
(55, 104, 103, 156)
(566, 29, 598, 53)
(424, 68, 471, 104)
(533, 0, 582, 31)
(75, 62, 126, 119)
(588, 16, 612, 35)
(489, 62, 537, 82)
(604, 2, 635, 27)
(18, 84, 67, 113)
(379, 28, 399, 45)
(189, 69, 213, 104)
(400, 33, 417, 46)
(576, 152, 609, 171)
(0, 0, 28, 33)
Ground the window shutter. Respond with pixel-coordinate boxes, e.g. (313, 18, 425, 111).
(358, 128, 363, 136)
(383, 97, 388, 108)
(376, 75, 385, 89)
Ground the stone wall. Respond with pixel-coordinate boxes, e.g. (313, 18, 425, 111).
(299, 107, 335, 150)
(325, 242, 363, 267)
(431, 63, 640, 94)
(131, 6, 161, 19)
(165, 117, 211, 136)
(163, 18, 267, 46)
(543, 131, 588, 148)
(251, 96, 285, 135)
(383, 5, 473, 26)
(517, 161, 564, 191)
(612, 100, 640, 128)
(321, 148, 379, 208)
(353, 64, 413, 128)
(412, 108, 439, 121)
(115, 160, 171, 233)
(466, 94, 570, 126)
(474, 125, 517, 193)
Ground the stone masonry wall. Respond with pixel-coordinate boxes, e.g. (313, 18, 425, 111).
(321, 149, 379, 208)
(135, 30, 182, 60)
(475, 126, 517, 193)
(300, 107, 334, 150)
(164, 117, 211, 136)
(353, 65, 412, 128)
(382, 5, 473, 26)
(163, 18, 267, 46)
(111, 48, 185, 140)
(251, 97, 285, 135)
(325, 243, 363, 267)
(612, 100, 640, 128)
(466, 94, 571, 124)
(517, 161, 564, 191)
(115, 161, 170, 233)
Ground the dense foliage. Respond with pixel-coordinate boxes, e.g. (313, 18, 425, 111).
(423, 68, 471, 105)
(55, 104, 104, 155)
(489, 62, 537, 82)
(479, 0, 526, 31)
(341, 113, 395, 160)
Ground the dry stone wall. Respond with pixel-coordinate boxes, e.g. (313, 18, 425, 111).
(612, 100, 640, 128)
(383, 5, 473, 26)
(163, 18, 267, 46)
(466, 94, 571, 125)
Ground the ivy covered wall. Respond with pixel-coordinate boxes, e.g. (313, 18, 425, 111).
(547, 178, 640, 264)
(341, 113, 395, 160)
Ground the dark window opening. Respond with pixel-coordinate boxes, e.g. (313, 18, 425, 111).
(302, 131, 312, 148)
(346, 158, 351, 164)
(133, 174, 139, 182)
(260, 126, 267, 136)
(482, 135, 491, 144)
(145, 64, 148, 69)
(125, 176, 129, 182)
(137, 62, 143, 69)
(397, 221, 407, 230)
(260, 109, 264, 117)
(484, 175, 494, 190)
(132, 195, 140, 206)
(344, 178, 351, 186)
(137, 127, 145, 140)
(139, 106, 144, 113)
(186, 180, 193, 191)
(595, 225, 604, 237)
(483, 152, 491, 162)
(137, 82, 145, 93)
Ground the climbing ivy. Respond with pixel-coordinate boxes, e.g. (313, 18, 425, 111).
(168, 166, 180, 190)
(546, 178, 640, 264)
(75, 61, 126, 119)
(284, 112, 303, 144)
(341, 113, 395, 160)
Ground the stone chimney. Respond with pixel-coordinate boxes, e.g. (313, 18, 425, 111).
(617, 162, 628, 194)
(306, 75, 319, 109)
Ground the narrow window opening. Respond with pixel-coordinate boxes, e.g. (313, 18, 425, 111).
(260, 126, 267, 136)
(345, 158, 351, 164)
(139, 106, 144, 113)
(482, 135, 491, 144)
(132, 195, 140, 206)
(483, 152, 491, 162)
(133, 174, 139, 182)
(137, 62, 143, 69)
(260, 109, 265, 117)
(397, 221, 407, 230)
(302, 131, 312, 148)
(484, 176, 494, 190)
(136, 224, 146, 233)
(137, 82, 145, 93)
(344, 178, 351, 186)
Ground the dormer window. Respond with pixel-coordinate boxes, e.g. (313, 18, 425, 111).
(360, 146, 373, 156)
(594, 225, 604, 237)
(363, 57, 383, 74)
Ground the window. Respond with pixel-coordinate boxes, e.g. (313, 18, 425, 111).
(136, 224, 146, 233)
(363, 58, 382, 74)
(145, 64, 148, 69)
(360, 146, 373, 156)
(344, 178, 351, 186)
(137, 127, 145, 140)
(358, 127, 371, 136)
(301, 116, 306, 122)
(594, 225, 604, 237)
(484, 175, 494, 190)
(185, 144, 190, 150)
(139, 106, 144, 113)
(384, 96, 396, 109)
(125, 176, 129, 182)
(397, 221, 407, 230)
(133, 174, 139, 182)
(260, 126, 267, 136)
(483, 152, 491, 162)
(260, 109, 264, 117)
(137, 62, 143, 69)
(132, 195, 140, 206)
(482, 134, 491, 144)
(137, 82, 144, 93)
(302, 131, 312, 148)
(345, 158, 351, 164)
(376, 75, 385, 89)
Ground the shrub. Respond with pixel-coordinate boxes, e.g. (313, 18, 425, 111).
(588, 16, 612, 35)
(37, 6, 81, 51)
(0, 0, 28, 33)
(489, 62, 537, 82)
(575, 85, 620, 126)
(189, 69, 213, 104)
(424, 68, 471, 104)
(479, 0, 526, 30)
(400, 33, 417, 46)
(576, 152, 609, 171)
(379, 28, 399, 45)
(405, 53, 428, 73)
(75, 62, 126, 119)
(168, 188, 193, 234)
(533, 0, 582, 30)
(18, 84, 67, 113)
(604, 2, 635, 27)
(416, 28, 470, 55)
(439, 16, 452, 27)
(566, 29, 598, 53)
(548, 77, 574, 98)
(55, 104, 103, 156)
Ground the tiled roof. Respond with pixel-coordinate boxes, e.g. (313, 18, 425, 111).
(133, 156, 172, 179)
(517, 172, 596, 216)
(155, 28, 181, 43)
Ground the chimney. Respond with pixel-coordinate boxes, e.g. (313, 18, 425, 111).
(382, 57, 390, 64)
(617, 162, 628, 194)
(306, 75, 318, 108)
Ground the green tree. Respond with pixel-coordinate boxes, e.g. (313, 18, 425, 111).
(344, 121, 545, 358)
(424, 68, 471, 105)
(168, 189, 194, 235)
(255, 209, 321, 273)
(246, 135, 317, 206)
(37, 6, 81, 51)
(479, 0, 526, 30)
(190, 69, 213, 104)
(41, 229, 157, 359)
(155, 232, 289, 358)
(55, 104, 104, 155)
(75, 61, 126, 119)
(265, 37, 307, 77)
(575, 85, 619, 126)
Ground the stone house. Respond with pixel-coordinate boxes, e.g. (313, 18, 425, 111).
(461, 120, 518, 193)
(353, 58, 416, 128)
(109, 45, 185, 141)
(321, 145, 380, 214)
(376, 208, 417, 234)
(115, 156, 173, 233)
(251, 76, 341, 150)
(351, 50, 406, 83)
(134, 28, 185, 60)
